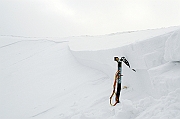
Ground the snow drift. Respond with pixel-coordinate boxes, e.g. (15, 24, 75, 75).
(69, 27, 180, 118)
(69, 27, 180, 97)
(1, 26, 180, 119)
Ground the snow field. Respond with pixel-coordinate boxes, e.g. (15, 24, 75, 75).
(1, 26, 180, 119)
(0, 37, 108, 119)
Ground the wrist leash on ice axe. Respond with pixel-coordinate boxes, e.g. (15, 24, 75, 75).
(110, 57, 136, 106)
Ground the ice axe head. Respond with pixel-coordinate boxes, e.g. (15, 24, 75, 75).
(114, 56, 126, 63)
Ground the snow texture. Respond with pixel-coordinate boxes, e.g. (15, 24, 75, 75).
(164, 29, 180, 61)
(1, 26, 180, 119)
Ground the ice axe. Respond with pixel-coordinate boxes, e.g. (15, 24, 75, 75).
(110, 56, 136, 106)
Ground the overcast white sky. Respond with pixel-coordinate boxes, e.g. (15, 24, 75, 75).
(1, 0, 180, 38)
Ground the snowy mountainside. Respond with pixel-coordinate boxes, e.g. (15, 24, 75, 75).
(69, 27, 180, 118)
(1, 26, 180, 119)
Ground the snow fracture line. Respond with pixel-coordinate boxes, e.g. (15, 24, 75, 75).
(31, 107, 56, 118)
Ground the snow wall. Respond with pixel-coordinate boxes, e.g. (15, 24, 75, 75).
(69, 28, 180, 97)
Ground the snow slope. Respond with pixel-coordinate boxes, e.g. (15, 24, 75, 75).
(0, 36, 109, 119)
(1, 26, 180, 119)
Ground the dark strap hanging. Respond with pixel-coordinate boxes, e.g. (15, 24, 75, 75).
(109, 77, 118, 106)
(110, 69, 122, 106)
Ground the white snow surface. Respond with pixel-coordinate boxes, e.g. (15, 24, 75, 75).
(164, 29, 180, 61)
(1, 26, 180, 119)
